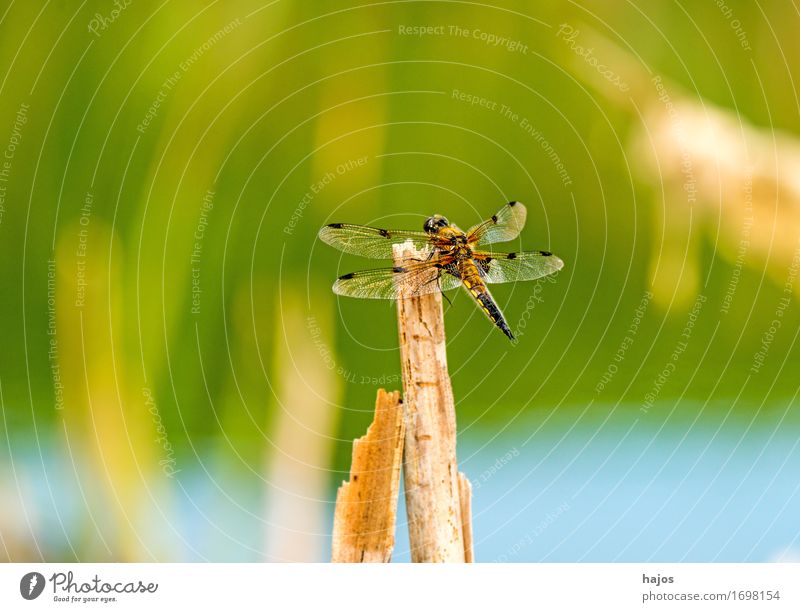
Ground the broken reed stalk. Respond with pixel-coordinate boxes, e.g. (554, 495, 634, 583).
(394, 243, 473, 563)
(330, 244, 474, 563)
(458, 473, 474, 563)
(331, 389, 405, 563)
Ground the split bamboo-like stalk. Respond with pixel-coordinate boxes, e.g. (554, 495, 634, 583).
(331, 389, 405, 562)
(458, 473, 474, 563)
(394, 243, 473, 563)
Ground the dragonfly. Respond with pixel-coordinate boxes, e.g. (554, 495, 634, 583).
(318, 201, 563, 340)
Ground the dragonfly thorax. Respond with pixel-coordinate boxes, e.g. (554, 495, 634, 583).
(434, 225, 468, 245)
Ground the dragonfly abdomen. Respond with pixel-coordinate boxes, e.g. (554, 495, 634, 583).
(459, 261, 515, 340)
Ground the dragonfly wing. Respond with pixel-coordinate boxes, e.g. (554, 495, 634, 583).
(466, 201, 527, 245)
(473, 250, 564, 283)
(318, 223, 432, 258)
(333, 260, 462, 299)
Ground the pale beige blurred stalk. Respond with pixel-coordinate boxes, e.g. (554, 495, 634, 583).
(564, 26, 800, 308)
(630, 93, 800, 306)
(0, 476, 40, 561)
(262, 287, 340, 561)
(55, 221, 159, 560)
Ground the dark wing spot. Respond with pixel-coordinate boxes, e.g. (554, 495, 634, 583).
(506, 252, 517, 260)
(328, 223, 344, 229)
(508, 201, 519, 207)
(491, 214, 498, 223)
(338, 272, 355, 280)
(379, 228, 390, 238)
(392, 266, 406, 273)
(540, 250, 552, 256)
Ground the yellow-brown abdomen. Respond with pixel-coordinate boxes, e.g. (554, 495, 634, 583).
(459, 260, 514, 339)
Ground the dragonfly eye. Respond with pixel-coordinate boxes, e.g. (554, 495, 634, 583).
(424, 214, 450, 233)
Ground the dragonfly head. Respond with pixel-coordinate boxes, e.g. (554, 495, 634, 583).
(423, 214, 450, 234)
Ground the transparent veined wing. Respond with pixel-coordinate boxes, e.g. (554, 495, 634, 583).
(332, 259, 462, 299)
(472, 250, 563, 283)
(466, 201, 527, 245)
(318, 223, 432, 259)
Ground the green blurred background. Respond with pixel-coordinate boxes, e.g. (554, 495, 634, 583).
(0, 1, 798, 562)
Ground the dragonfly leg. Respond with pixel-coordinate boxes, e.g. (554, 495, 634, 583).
(440, 281, 453, 306)
(431, 270, 453, 306)
(411, 268, 451, 306)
